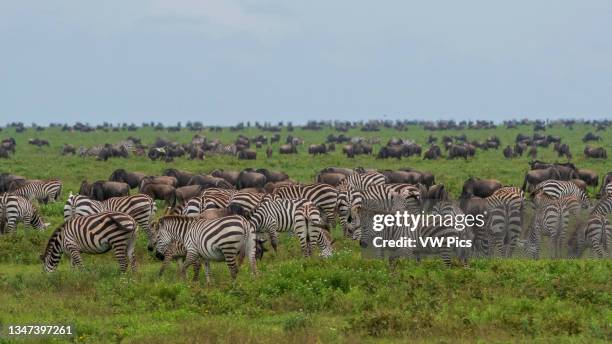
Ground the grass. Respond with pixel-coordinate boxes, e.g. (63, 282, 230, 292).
(0, 123, 611, 343)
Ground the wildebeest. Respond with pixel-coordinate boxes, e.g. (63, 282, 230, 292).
(279, 144, 297, 154)
(210, 169, 240, 186)
(447, 145, 469, 160)
(423, 145, 441, 160)
(380, 170, 424, 185)
(237, 169, 267, 189)
(319, 167, 355, 176)
(398, 168, 435, 187)
(187, 174, 234, 189)
(28, 138, 49, 147)
(583, 146, 607, 159)
(503, 145, 514, 159)
(521, 167, 561, 192)
(582, 132, 601, 142)
(529, 161, 578, 180)
(576, 169, 599, 187)
(163, 169, 194, 187)
(237, 149, 257, 160)
(315, 172, 346, 186)
(1, 138, 16, 154)
(175, 185, 203, 204)
(139, 176, 178, 190)
(528, 145, 538, 159)
(0, 173, 26, 192)
(109, 169, 146, 189)
(266, 146, 273, 158)
(61, 144, 76, 155)
(308, 144, 327, 155)
(79, 180, 130, 201)
(256, 169, 289, 183)
(460, 177, 502, 198)
(140, 183, 176, 206)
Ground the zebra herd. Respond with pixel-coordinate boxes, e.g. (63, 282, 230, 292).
(1, 167, 611, 284)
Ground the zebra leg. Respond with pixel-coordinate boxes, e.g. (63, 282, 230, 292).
(23, 215, 32, 231)
(269, 229, 279, 253)
(440, 246, 452, 267)
(127, 233, 137, 272)
(66, 245, 84, 269)
(112, 245, 129, 272)
(181, 250, 199, 280)
(203, 261, 211, 285)
(192, 259, 202, 283)
(222, 248, 239, 281)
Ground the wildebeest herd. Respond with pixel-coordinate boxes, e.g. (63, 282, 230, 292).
(0, 119, 610, 284)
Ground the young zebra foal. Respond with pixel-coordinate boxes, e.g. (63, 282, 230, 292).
(153, 215, 257, 283)
(0, 193, 49, 233)
(12, 179, 62, 204)
(41, 212, 137, 272)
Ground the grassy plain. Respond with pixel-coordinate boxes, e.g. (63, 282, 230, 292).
(0, 123, 610, 343)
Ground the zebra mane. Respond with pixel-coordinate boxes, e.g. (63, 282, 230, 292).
(42, 226, 63, 258)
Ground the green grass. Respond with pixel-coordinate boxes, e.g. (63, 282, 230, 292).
(0, 123, 611, 343)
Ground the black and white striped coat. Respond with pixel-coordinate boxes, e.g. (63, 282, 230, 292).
(525, 195, 580, 259)
(531, 180, 590, 209)
(272, 184, 338, 228)
(153, 215, 257, 283)
(227, 191, 279, 218)
(42, 212, 137, 272)
(182, 189, 236, 216)
(0, 193, 49, 233)
(580, 197, 612, 258)
(484, 187, 524, 258)
(12, 179, 62, 204)
(348, 184, 422, 241)
(250, 199, 332, 257)
(337, 171, 387, 191)
(64, 193, 156, 248)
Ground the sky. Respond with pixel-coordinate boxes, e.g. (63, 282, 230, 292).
(1, 0, 611, 125)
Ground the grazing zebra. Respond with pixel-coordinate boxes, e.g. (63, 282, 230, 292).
(41, 212, 137, 272)
(250, 199, 333, 257)
(182, 189, 236, 216)
(12, 179, 62, 204)
(359, 200, 471, 267)
(272, 183, 338, 229)
(348, 184, 422, 241)
(337, 171, 387, 191)
(227, 190, 279, 218)
(524, 195, 580, 259)
(63, 193, 156, 248)
(531, 180, 590, 209)
(484, 187, 524, 258)
(599, 183, 612, 199)
(153, 215, 257, 283)
(0, 194, 49, 233)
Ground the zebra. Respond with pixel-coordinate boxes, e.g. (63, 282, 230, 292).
(272, 183, 338, 229)
(152, 215, 257, 283)
(531, 180, 590, 209)
(250, 199, 333, 257)
(0, 193, 49, 233)
(337, 171, 387, 191)
(348, 184, 422, 241)
(483, 187, 524, 258)
(182, 189, 236, 216)
(582, 213, 611, 258)
(41, 212, 137, 272)
(359, 200, 471, 267)
(12, 179, 62, 204)
(590, 195, 612, 217)
(227, 190, 279, 218)
(524, 195, 580, 259)
(63, 193, 157, 249)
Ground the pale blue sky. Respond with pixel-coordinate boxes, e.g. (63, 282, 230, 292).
(1, 1, 611, 125)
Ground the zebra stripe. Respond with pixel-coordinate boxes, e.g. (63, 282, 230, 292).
(349, 184, 422, 241)
(591, 196, 612, 217)
(153, 215, 257, 282)
(484, 187, 524, 258)
(12, 180, 62, 204)
(525, 195, 580, 259)
(532, 180, 590, 209)
(182, 189, 236, 216)
(0, 193, 48, 233)
(583, 213, 611, 258)
(337, 171, 387, 191)
(64, 193, 157, 248)
(227, 190, 279, 218)
(42, 212, 137, 272)
(272, 183, 338, 229)
(250, 199, 332, 257)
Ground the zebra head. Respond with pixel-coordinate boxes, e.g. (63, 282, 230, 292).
(42, 227, 63, 272)
(151, 218, 173, 260)
(63, 192, 75, 220)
